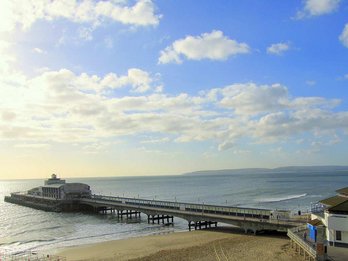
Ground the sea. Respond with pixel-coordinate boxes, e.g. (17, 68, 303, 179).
(1, 171, 348, 256)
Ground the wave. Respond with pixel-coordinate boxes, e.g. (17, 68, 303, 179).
(10, 225, 63, 238)
(257, 193, 307, 203)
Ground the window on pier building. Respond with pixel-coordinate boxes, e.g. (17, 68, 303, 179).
(336, 230, 342, 241)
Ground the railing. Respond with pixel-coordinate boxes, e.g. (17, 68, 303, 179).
(310, 202, 326, 214)
(287, 225, 317, 257)
(87, 195, 296, 222)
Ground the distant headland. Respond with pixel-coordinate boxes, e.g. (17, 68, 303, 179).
(183, 165, 348, 176)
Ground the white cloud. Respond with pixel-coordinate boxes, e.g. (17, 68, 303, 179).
(14, 143, 50, 148)
(32, 47, 46, 54)
(101, 68, 154, 93)
(96, 0, 161, 27)
(0, 59, 347, 152)
(29, 68, 157, 96)
(78, 27, 94, 41)
(339, 23, 348, 48)
(158, 30, 250, 64)
(141, 137, 170, 144)
(82, 142, 109, 154)
(0, 0, 161, 33)
(306, 80, 316, 86)
(0, 40, 16, 74)
(267, 43, 290, 55)
(218, 83, 289, 115)
(215, 83, 340, 116)
(296, 0, 340, 18)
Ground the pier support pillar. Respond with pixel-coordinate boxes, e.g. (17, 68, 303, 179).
(147, 214, 174, 225)
(188, 221, 217, 231)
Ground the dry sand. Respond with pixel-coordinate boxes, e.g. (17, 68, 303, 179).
(56, 227, 302, 261)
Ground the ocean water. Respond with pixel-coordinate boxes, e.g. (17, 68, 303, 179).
(1, 171, 347, 255)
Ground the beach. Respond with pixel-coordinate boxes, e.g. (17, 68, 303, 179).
(56, 227, 301, 261)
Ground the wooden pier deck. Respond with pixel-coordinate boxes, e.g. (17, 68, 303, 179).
(79, 195, 306, 234)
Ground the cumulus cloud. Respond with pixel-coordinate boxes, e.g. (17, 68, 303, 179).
(0, 0, 161, 33)
(296, 0, 340, 18)
(0, 40, 17, 74)
(339, 23, 348, 48)
(158, 30, 250, 64)
(1, 57, 347, 152)
(29, 68, 157, 97)
(218, 83, 289, 115)
(267, 43, 290, 55)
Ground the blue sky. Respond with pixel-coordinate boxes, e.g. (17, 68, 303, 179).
(0, 0, 348, 178)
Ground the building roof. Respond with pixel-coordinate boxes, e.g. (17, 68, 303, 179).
(336, 187, 348, 196)
(320, 195, 347, 207)
(328, 201, 348, 214)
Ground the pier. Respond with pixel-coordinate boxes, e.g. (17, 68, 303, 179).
(5, 191, 306, 234)
(78, 194, 305, 234)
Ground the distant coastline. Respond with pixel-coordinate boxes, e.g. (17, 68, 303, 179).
(183, 165, 348, 176)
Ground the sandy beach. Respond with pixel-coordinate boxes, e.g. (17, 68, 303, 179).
(56, 227, 301, 261)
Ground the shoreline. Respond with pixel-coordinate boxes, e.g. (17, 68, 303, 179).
(55, 227, 301, 261)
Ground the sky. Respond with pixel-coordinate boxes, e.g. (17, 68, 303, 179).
(0, 0, 348, 179)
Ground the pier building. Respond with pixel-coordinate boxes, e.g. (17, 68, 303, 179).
(28, 174, 91, 200)
(5, 174, 91, 211)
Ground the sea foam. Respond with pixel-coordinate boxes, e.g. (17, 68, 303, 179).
(257, 193, 307, 203)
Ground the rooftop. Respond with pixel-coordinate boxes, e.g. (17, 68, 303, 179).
(328, 201, 348, 214)
(319, 188, 348, 214)
(320, 195, 347, 207)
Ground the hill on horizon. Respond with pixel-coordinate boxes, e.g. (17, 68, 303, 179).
(183, 165, 348, 176)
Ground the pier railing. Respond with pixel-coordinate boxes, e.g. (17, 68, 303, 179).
(92, 194, 272, 218)
(89, 194, 304, 225)
(310, 202, 326, 214)
(287, 225, 317, 258)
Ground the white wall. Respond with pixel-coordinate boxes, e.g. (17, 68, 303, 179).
(326, 212, 348, 244)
